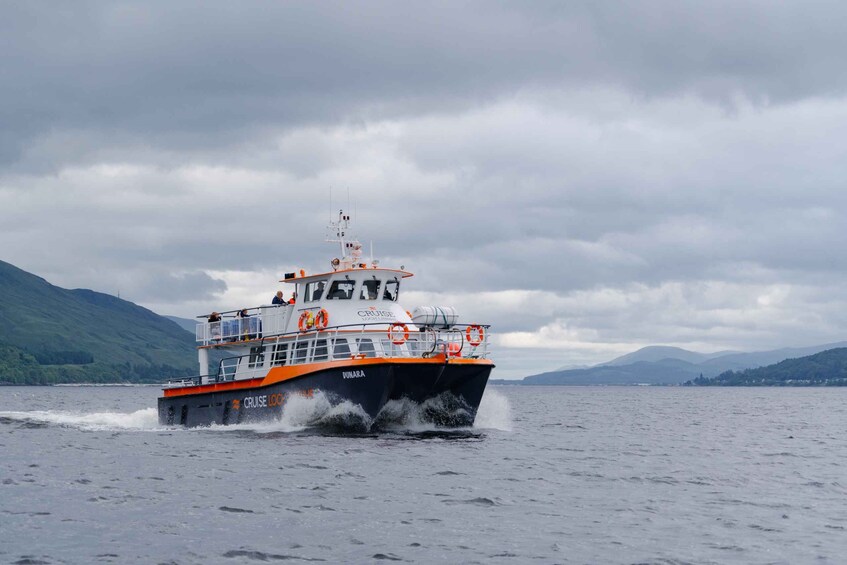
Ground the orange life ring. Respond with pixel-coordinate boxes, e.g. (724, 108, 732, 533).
(315, 309, 329, 330)
(298, 311, 314, 332)
(466, 325, 485, 346)
(388, 322, 410, 345)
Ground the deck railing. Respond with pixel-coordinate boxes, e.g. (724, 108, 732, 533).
(166, 321, 491, 388)
(196, 305, 282, 344)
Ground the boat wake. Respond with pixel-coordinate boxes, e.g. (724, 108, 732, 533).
(0, 389, 512, 435)
(0, 407, 161, 431)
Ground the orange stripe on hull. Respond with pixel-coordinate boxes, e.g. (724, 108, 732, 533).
(162, 355, 493, 398)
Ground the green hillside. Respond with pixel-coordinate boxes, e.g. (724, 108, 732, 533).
(0, 260, 198, 384)
(686, 347, 847, 386)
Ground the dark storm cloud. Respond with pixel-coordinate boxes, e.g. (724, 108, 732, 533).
(3, 1, 847, 169)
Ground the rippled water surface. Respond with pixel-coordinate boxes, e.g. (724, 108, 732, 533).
(1, 386, 846, 564)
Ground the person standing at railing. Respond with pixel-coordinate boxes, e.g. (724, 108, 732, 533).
(272, 291, 285, 305)
(237, 308, 253, 340)
(288, 292, 296, 305)
(208, 312, 222, 342)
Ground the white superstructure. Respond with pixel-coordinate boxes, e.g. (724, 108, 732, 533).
(180, 210, 490, 386)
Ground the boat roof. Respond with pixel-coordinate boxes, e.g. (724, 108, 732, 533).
(281, 267, 413, 283)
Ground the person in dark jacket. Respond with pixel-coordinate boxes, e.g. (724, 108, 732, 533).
(208, 312, 222, 342)
(272, 291, 285, 305)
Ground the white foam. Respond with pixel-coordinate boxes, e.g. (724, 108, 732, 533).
(0, 407, 162, 431)
(279, 390, 335, 429)
(474, 388, 513, 431)
(207, 391, 371, 434)
(376, 397, 431, 431)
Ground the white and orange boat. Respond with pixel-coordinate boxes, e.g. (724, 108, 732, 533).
(158, 211, 493, 428)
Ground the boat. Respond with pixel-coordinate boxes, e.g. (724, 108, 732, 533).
(157, 210, 494, 428)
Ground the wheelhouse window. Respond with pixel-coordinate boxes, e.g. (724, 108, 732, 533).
(327, 280, 355, 300)
(383, 280, 399, 301)
(304, 280, 327, 302)
(360, 279, 381, 300)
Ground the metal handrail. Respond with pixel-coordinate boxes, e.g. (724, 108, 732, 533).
(166, 322, 490, 388)
(201, 319, 490, 344)
(196, 304, 284, 319)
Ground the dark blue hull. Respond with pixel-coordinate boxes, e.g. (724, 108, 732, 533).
(158, 361, 493, 428)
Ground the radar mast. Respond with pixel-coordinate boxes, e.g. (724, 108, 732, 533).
(326, 210, 366, 270)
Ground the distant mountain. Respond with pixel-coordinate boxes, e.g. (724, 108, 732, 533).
(602, 345, 738, 366)
(165, 316, 198, 334)
(516, 342, 847, 385)
(687, 348, 847, 386)
(523, 358, 707, 386)
(554, 363, 591, 371)
(0, 259, 197, 384)
(696, 342, 847, 373)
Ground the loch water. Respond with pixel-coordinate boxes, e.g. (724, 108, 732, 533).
(1, 385, 846, 564)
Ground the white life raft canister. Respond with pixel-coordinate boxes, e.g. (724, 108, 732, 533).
(411, 306, 458, 329)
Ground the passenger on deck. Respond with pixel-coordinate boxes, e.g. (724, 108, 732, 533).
(208, 312, 222, 342)
(288, 292, 296, 305)
(237, 309, 253, 340)
(272, 291, 285, 305)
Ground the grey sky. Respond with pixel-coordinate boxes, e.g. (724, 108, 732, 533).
(2, 2, 846, 378)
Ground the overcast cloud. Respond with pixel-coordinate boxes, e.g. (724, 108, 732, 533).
(2, 1, 847, 378)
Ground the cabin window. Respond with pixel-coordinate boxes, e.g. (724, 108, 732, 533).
(383, 280, 399, 301)
(313, 339, 328, 362)
(381, 338, 402, 357)
(356, 338, 376, 358)
(327, 280, 355, 300)
(272, 343, 288, 366)
(332, 338, 351, 359)
(360, 279, 381, 300)
(304, 280, 327, 302)
(248, 346, 265, 369)
(294, 341, 309, 363)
